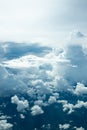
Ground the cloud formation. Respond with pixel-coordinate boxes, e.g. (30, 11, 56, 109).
(11, 95, 29, 112)
(58, 100, 87, 114)
(59, 123, 70, 130)
(0, 40, 87, 99)
(74, 127, 85, 130)
(0, 120, 13, 130)
(31, 105, 44, 116)
(73, 83, 87, 95)
(0, 39, 87, 130)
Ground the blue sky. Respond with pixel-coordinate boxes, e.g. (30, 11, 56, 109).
(0, 0, 87, 46)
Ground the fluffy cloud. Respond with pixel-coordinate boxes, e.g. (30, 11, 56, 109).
(73, 83, 87, 95)
(1, 40, 87, 129)
(59, 123, 70, 129)
(74, 126, 85, 130)
(34, 100, 47, 107)
(11, 95, 29, 112)
(31, 105, 44, 116)
(63, 44, 87, 83)
(75, 100, 87, 109)
(58, 100, 87, 114)
(0, 116, 11, 120)
(69, 31, 85, 40)
(20, 114, 25, 119)
(41, 124, 51, 129)
(48, 96, 57, 104)
(61, 101, 74, 114)
(0, 65, 28, 97)
(0, 120, 13, 130)
(1, 42, 87, 108)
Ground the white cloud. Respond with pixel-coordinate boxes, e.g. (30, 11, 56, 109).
(0, 43, 70, 97)
(11, 95, 29, 112)
(34, 100, 44, 106)
(59, 123, 70, 129)
(0, 120, 13, 130)
(20, 114, 25, 119)
(48, 96, 57, 104)
(73, 83, 87, 95)
(63, 102, 74, 114)
(1, 42, 87, 109)
(31, 105, 44, 116)
(0, 115, 11, 120)
(0, 65, 28, 97)
(68, 30, 85, 41)
(58, 100, 74, 114)
(58, 100, 87, 114)
(75, 100, 87, 109)
(74, 126, 85, 130)
(62, 44, 87, 83)
(41, 124, 51, 129)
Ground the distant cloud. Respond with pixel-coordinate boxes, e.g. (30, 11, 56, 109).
(11, 95, 29, 112)
(0, 42, 87, 100)
(0, 41, 87, 119)
(0, 115, 11, 120)
(59, 123, 70, 129)
(70, 30, 85, 39)
(74, 126, 85, 130)
(34, 100, 46, 107)
(0, 120, 13, 130)
(41, 124, 51, 129)
(73, 83, 87, 95)
(31, 105, 44, 116)
(20, 114, 25, 119)
(58, 100, 87, 114)
(48, 96, 57, 104)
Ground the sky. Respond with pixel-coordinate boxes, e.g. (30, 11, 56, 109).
(0, 1, 87, 129)
(0, 0, 87, 46)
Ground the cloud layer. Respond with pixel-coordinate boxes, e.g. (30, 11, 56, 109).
(0, 35, 87, 129)
(0, 38, 87, 97)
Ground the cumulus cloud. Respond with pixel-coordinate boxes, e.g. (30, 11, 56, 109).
(1, 37, 87, 130)
(0, 115, 11, 120)
(0, 120, 13, 130)
(1, 41, 87, 109)
(61, 101, 74, 114)
(58, 100, 87, 114)
(74, 126, 85, 130)
(34, 100, 47, 107)
(11, 95, 29, 112)
(75, 100, 87, 109)
(41, 124, 51, 129)
(64, 44, 87, 83)
(31, 105, 44, 116)
(48, 96, 57, 104)
(0, 65, 28, 97)
(20, 114, 25, 119)
(59, 123, 70, 129)
(73, 83, 87, 95)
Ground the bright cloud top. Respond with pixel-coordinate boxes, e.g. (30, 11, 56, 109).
(0, 37, 87, 97)
(11, 95, 29, 112)
(31, 105, 44, 116)
(0, 120, 13, 130)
